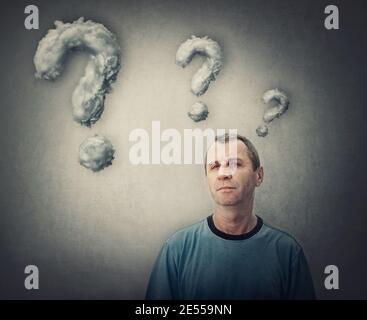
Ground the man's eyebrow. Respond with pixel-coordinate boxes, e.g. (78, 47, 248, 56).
(207, 160, 219, 166)
(207, 160, 218, 164)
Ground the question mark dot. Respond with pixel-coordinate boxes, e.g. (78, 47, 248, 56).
(256, 125, 269, 137)
(188, 101, 209, 122)
(79, 135, 115, 172)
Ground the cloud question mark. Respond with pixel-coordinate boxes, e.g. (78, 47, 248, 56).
(256, 88, 289, 137)
(34, 17, 121, 171)
(175, 35, 223, 122)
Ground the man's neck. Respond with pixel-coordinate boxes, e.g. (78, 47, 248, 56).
(212, 204, 257, 236)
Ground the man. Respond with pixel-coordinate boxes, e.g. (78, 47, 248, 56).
(145, 133, 315, 299)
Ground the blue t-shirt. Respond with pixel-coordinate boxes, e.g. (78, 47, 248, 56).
(145, 215, 315, 300)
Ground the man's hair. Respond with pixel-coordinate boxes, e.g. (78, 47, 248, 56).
(204, 133, 260, 175)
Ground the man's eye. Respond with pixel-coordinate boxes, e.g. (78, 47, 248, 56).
(229, 160, 240, 167)
(210, 164, 219, 170)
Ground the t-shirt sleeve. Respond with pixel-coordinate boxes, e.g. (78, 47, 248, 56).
(287, 248, 316, 300)
(145, 241, 179, 300)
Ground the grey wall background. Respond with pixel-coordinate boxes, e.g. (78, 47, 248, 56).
(0, 0, 366, 299)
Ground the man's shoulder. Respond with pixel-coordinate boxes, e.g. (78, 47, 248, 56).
(260, 219, 304, 252)
(165, 217, 207, 247)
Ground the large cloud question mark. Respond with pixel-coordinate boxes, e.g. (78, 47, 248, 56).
(34, 17, 121, 127)
(34, 17, 121, 171)
(176, 35, 223, 122)
(256, 89, 289, 137)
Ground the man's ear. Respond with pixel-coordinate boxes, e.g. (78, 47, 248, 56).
(255, 166, 264, 187)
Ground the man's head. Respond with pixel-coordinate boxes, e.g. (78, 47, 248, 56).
(205, 133, 264, 207)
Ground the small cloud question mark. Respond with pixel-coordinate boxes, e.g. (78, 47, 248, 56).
(256, 88, 289, 137)
(175, 35, 223, 122)
(34, 17, 121, 171)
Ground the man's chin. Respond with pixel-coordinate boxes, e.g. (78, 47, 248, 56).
(215, 198, 241, 206)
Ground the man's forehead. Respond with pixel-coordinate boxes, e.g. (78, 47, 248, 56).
(206, 140, 248, 161)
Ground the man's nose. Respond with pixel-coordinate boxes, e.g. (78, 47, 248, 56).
(218, 165, 232, 180)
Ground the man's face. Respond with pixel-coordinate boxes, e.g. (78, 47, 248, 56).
(206, 140, 263, 207)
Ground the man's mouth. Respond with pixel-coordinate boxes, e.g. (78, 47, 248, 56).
(217, 186, 236, 191)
